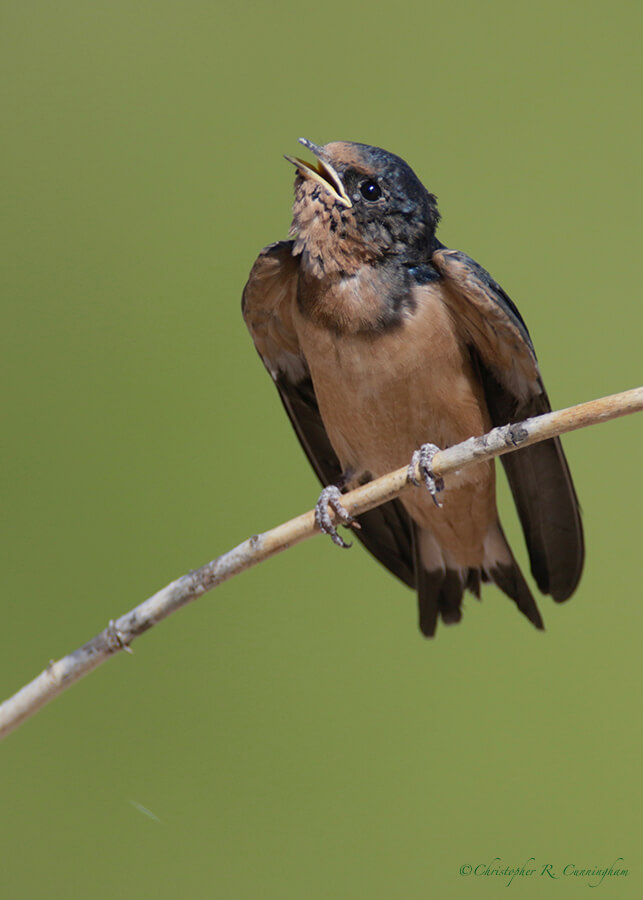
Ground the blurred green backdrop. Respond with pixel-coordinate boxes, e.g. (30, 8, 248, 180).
(1, 1, 641, 897)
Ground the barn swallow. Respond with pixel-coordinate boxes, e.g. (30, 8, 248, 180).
(242, 138, 584, 637)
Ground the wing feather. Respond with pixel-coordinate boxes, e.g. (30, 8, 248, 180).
(242, 241, 416, 588)
(432, 248, 584, 600)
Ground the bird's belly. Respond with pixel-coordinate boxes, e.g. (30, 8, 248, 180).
(297, 300, 489, 474)
(294, 294, 497, 561)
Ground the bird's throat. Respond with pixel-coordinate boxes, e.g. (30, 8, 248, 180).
(296, 259, 416, 335)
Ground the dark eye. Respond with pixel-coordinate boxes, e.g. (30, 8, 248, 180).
(359, 179, 382, 202)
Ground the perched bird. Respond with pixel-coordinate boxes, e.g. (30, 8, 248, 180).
(242, 139, 584, 637)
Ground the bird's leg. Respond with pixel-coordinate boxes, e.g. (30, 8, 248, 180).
(408, 443, 444, 508)
(314, 481, 355, 549)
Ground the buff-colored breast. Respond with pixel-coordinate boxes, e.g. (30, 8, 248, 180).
(293, 280, 497, 564)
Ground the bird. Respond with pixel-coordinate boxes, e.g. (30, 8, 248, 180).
(242, 138, 584, 637)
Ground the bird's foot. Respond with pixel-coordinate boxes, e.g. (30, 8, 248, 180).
(314, 485, 354, 548)
(408, 443, 444, 508)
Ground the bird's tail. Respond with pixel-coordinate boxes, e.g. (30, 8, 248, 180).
(412, 526, 470, 637)
(482, 521, 544, 631)
(412, 522, 543, 637)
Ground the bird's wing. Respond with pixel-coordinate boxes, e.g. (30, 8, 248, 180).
(242, 241, 416, 588)
(432, 248, 584, 600)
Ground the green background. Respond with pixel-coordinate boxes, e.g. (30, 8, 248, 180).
(2, 1, 640, 897)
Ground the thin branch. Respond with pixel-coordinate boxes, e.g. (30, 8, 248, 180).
(1, 386, 641, 741)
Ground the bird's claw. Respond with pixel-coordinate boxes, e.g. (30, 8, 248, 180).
(408, 443, 444, 507)
(315, 485, 354, 548)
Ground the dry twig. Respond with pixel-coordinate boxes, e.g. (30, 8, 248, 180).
(1, 386, 641, 741)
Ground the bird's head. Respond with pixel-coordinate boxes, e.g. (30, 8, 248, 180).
(286, 139, 440, 278)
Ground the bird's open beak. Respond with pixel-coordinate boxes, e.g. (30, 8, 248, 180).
(285, 138, 353, 208)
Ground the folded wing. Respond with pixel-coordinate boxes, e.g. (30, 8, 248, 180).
(432, 248, 584, 600)
(242, 241, 416, 588)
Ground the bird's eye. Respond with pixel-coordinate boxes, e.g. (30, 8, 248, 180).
(359, 179, 382, 202)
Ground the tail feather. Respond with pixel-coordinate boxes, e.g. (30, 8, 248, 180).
(487, 560, 544, 630)
(412, 526, 468, 637)
(484, 521, 544, 630)
(415, 566, 464, 637)
(413, 522, 544, 637)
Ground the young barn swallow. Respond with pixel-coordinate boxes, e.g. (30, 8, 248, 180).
(242, 139, 584, 637)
